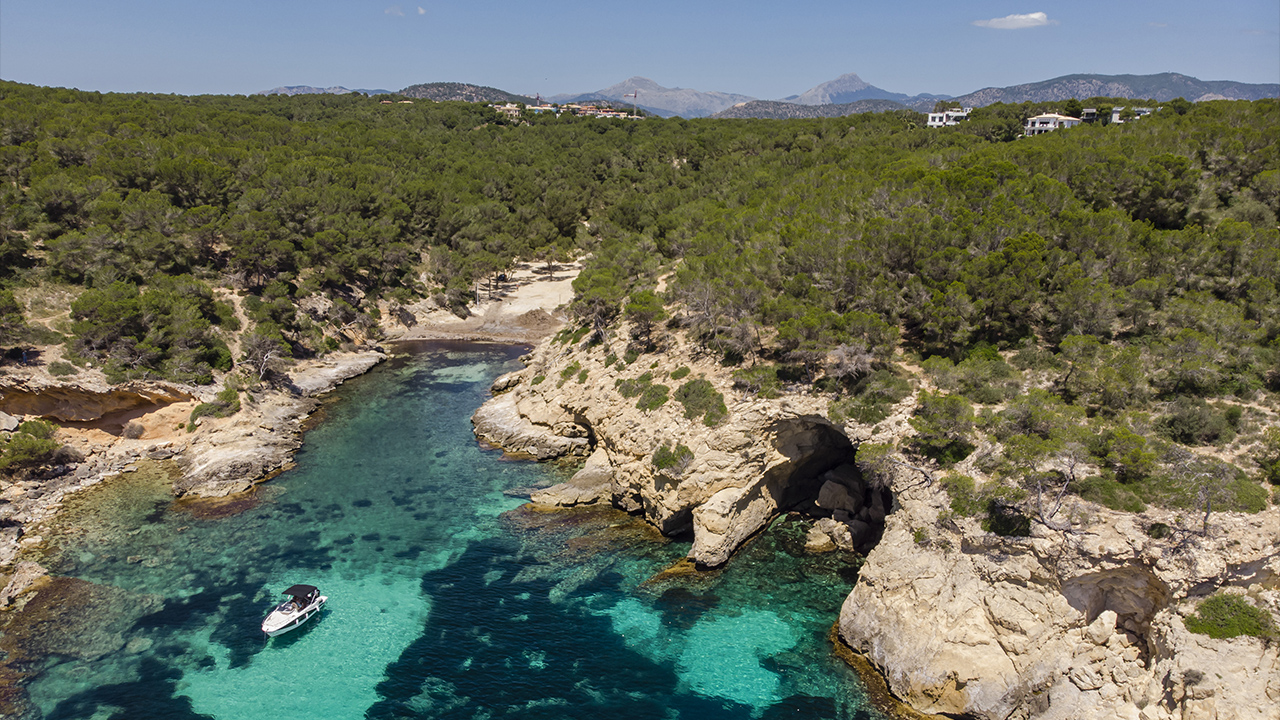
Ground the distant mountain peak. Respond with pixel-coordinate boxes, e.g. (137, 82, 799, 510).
(790, 73, 906, 106)
(257, 85, 390, 96)
(398, 82, 534, 104)
(548, 77, 755, 118)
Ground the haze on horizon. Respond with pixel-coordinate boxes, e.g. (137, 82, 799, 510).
(1, 0, 1277, 100)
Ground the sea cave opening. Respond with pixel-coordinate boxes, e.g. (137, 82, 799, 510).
(766, 419, 893, 554)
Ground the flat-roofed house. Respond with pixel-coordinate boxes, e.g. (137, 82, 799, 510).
(1024, 113, 1081, 136)
(927, 107, 973, 128)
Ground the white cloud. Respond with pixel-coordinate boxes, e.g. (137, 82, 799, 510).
(973, 12, 1054, 30)
(385, 5, 405, 16)
(418, 7, 426, 15)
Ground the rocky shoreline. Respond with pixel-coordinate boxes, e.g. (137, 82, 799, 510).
(470, 326, 1280, 720)
(0, 263, 580, 603)
(2, 255, 1276, 718)
(0, 351, 386, 565)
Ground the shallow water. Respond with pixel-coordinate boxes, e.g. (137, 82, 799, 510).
(21, 341, 886, 719)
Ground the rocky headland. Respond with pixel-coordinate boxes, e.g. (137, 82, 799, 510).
(472, 325, 1280, 720)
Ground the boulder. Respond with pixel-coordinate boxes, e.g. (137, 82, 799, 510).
(816, 517, 856, 552)
(0, 411, 18, 432)
(531, 448, 614, 507)
(804, 523, 837, 553)
(0, 561, 46, 608)
(1085, 610, 1118, 645)
(816, 480, 861, 516)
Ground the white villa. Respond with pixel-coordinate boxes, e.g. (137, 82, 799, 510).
(1024, 113, 1082, 136)
(927, 107, 972, 127)
(1111, 106, 1156, 123)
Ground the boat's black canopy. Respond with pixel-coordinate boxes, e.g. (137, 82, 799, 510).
(282, 584, 318, 600)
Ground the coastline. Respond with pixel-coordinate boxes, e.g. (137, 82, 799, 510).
(0, 262, 580, 599)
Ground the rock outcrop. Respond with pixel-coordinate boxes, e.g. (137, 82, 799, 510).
(0, 378, 194, 422)
(472, 334, 880, 567)
(838, 465, 1280, 720)
(174, 351, 385, 497)
(473, 328, 1280, 719)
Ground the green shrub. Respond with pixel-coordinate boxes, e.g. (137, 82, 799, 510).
(830, 369, 911, 425)
(16, 420, 53, 440)
(910, 392, 976, 465)
(670, 366, 691, 380)
(531, 375, 545, 385)
(577, 369, 588, 384)
(1184, 594, 1277, 641)
(48, 360, 78, 376)
(940, 474, 1031, 535)
(652, 442, 694, 473)
(732, 364, 782, 399)
(1159, 397, 1231, 445)
(1146, 522, 1171, 539)
(940, 475, 984, 517)
(636, 383, 670, 411)
(189, 383, 241, 424)
(558, 360, 581, 387)
(0, 420, 61, 472)
(674, 378, 728, 426)
(560, 360, 581, 380)
(615, 371, 654, 398)
(604, 353, 618, 368)
(1092, 426, 1157, 482)
(623, 348, 640, 365)
(1075, 472, 1148, 512)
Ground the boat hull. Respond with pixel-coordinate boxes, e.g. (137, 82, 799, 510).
(261, 596, 327, 637)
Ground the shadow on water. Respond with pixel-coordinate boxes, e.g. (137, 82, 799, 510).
(367, 538, 755, 720)
(15, 342, 886, 720)
(45, 657, 212, 720)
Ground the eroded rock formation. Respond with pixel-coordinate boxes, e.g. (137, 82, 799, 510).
(0, 378, 194, 423)
(472, 330, 1280, 720)
(838, 464, 1280, 720)
(472, 335, 882, 567)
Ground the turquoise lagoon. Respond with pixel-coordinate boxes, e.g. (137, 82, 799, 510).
(22, 342, 887, 719)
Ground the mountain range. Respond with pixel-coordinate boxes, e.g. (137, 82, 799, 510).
(257, 72, 1278, 119)
(258, 85, 391, 96)
(545, 77, 755, 118)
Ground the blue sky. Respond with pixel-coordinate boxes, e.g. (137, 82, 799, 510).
(1, 1, 1277, 98)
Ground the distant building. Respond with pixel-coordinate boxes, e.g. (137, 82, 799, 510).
(492, 103, 521, 118)
(927, 107, 972, 128)
(1111, 106, 1155, 124)
(1024, 113, 1081, 136)
(1081, 108, 1099, 123)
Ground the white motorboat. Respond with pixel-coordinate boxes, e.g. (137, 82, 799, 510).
(261, 584, 327, 637)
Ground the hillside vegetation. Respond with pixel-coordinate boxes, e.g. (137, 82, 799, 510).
(0, 82, 1277, 522)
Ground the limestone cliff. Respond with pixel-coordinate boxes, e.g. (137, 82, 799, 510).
(472, 333, 878, 567)
(473, 331, 1280, 720)
(839, 465, 1280, 720)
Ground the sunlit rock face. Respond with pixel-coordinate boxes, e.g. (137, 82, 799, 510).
(472, 336, 886, 568)
(837, 467, 1280, 720)
(0, 379, 194, 423)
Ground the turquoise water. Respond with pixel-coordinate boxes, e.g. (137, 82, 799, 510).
(21, 341, 885, 719)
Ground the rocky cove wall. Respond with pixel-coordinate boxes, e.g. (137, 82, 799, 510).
(841, 472, 1280, 720)
(473, 332, 1280, 720)
(471, 334, 889, 568)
